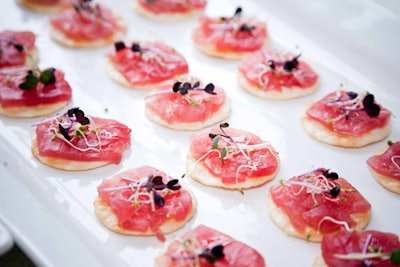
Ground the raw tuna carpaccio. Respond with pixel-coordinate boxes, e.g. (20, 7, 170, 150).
(108, 41, 189, 87)
(0, 66, 71, 108)
(145, 77, 226, 124)
(0, 30, 35, 68)
(35, 109, 131, 163)
(367, 141, 400, 180)
(137, 0, 206, 15)
(97, 165, 194, 233)
(189, 125, 279, 184)
(238, 49, 318, 91)
(49, 3, 124, 41)
(305, 91, 391, 137)
(192, 7, 267, 54)
(269, 168, 371, 235)
(154, 224, 266, 267)
(320, 230, 400, 267)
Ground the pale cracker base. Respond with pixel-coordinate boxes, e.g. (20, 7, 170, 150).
(369, 168, 400, 194)
(105, 59, 187, 90)
(49, 16, 126, 48)
(301, 115, 391, 148)
(32, 138, 111, 171)
(238, 72, 320, 100)
(192, 29, 270, 60)
(267, 195, 371, 242)
(186, 148, 279, 190)
(93, 189, 197, 235)
(18, 0, 70, 13)
(312, 254, 328, 267)
(0, 100, 69, 118)
(145, 97, 231, 131)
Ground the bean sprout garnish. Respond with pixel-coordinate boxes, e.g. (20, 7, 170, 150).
(280, 168, 343, 206)
(333, 233, 400, 265)
(103, 173, 181, 210)
(47, 107, 104, 152)
(325, 91, 381, 123)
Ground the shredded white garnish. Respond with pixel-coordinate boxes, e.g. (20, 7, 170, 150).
(48, 115, 102, 152)
(391, 155, 400, 171)
(281, 171, 339, 206)
(317, 216, 353, 233)
(189, 132, 274, 188)
(324, 91, 366, 122)
(334, 252, 390, 261)
(103, 174, 172, 212)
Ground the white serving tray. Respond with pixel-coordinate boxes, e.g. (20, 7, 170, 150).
(0, 0, 399, 266)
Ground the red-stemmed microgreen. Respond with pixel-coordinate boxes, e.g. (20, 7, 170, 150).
(47, 107, 103, 152)
(209, 122, 250, 164)
(325, 91, 381, 123)
(114, 41, 142, 54)
(280, 168, 344, 207)
(56, 107, 90, 141)
(268, 53, 301, 73)
(104, 173, 181, 210)
(217, 7, 256, 34)
(145, 78, 217, 106)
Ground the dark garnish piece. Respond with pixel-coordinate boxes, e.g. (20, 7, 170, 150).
(363, 93, 380, 117)
(172, 81, 216, 96)
(388, 140, 394, 146)
(39, 68, 56, 85)
(283, 54, 301, 72)
(56, 107, 91, 141)
(322, 169, 339, 180)
(67, 107, 90, 125)
(59, 124, 71, 141)
(114, 41, 126, 51)
(170, 244, 225, 263)
(131, 43, 141, 52)
(268, 54, 301, 73)
(153, 191, 165, 207)
(234, 7, 242, 17)
(19, 68, 56, 90)
(200, 244, 225, 263)
(18, 71, 39, 90)
(144, 174, 181, 207)
(391, 249, 400, 264)
(0, 38, 24, 52)
(329, 186, 340, 197)
(346, 91, 358, 99)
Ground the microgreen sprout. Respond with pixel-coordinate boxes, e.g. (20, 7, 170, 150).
(208, 122, 250, 164)
(282, 168, 343, 206)
(170, 244, 225, 263)
(104, 173, 181, 209)
(219, 7, 255, 33)
(73, 0, 100, 17)
(19, 68, 56, 91)
(268, 54, 301, 73)
(173, 81, 216, 96)
(145, 79, 217, 106)
(325, 91, 381, 122)
(57, 107, 90, 141)
(334, 247, 400, 265)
